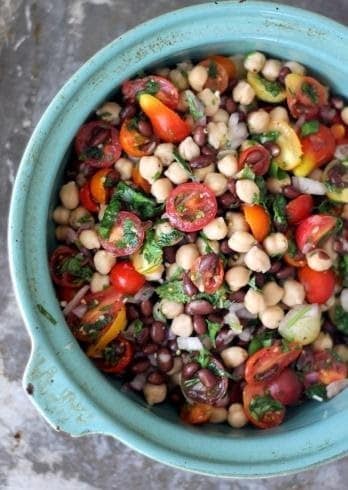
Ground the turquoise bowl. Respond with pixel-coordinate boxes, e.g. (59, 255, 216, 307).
(8, 1, 348, 478)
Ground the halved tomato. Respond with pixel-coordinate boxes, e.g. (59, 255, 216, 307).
(285, 74, 328, 119)
(50, 246, 92, 288)
(243, 383, 285, 429)
(286, 194, 314, 225)
(110, 261, 146, 295)
(95, 336, 134, 374)
(199, 58, 229, 93)
(100, 211, 144, 256)
(90, 168, 113, 204)
(190, 253, 224, 294)
(79, 182, 99, 213)
(132, 164, 151, 193)
(311, 350, 347, 385)
(298, 266, 336, 304)
(294, 124, 336, 176)
(122, 75, 179, 109)
(119, 118, 152, 158)
(238, 145, 271, 175)
(295, 214, 337, 254)
(207, 55, 236, 79)
(75, 121, 121, 167)
(180, 403, 213, 425)
(242, 204, 271, 242)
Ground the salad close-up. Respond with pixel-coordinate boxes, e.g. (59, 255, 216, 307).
(49, 51, 348, 431)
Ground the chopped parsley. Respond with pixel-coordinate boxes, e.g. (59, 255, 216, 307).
(116, 218, 139, 249)
(300, 120, 320, 137)
(60, 255, 93, 282)
(248, 331, 275, 355)
(239, 165, 256, 180)
(142, 229, 163, 267)
(252, 131, 280, 144)
(206, 320, 221, 347)
(144, 79, 160, 95)
(338, 255, 348, 288)
(324, 181, 339, 193)
(249, 395, 284, 420)
(156, 280, 190, 304)
(271, 195, 287, 227)
(333, 305, 348, 335)
(196, 286, 231, 309)
(133, 319, 144, 336)
(185, 91, 204, 121)
(317, 199, 341, 214)
(98, 193, 121, 239)
(257, 75, 283, 97)
(254, 176, 268, 205)
(79, 146, 103, 161)
(156, 226, 183, 247)
(36, 304, 57, 325)
(269, 161, 288, 180)
(115, 182, 163, 220)
(195, 348, 211, 368)
(103, 343, 119, 365)
(301, 82, 318, 104)
(287, 239, 298, 258)
(208, 60, 218, 78)
(305, 383, 327, 402)
(81, 315, 112, 341)
(173, 149, 194, 178)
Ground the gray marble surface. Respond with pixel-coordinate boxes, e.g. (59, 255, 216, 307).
(1, 0, 347, 488)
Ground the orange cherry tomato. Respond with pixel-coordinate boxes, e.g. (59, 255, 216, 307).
(298, 266, 336, 304)
(295, 214, 337, 254)
(207, 55, 236, 79)
(79, 182, 99, 213)
(119, 118, 152, 158)
(95, 336, 134, 374)
(301, 124, 336, 168)
(242, 204, 271, 242)
(138, 93, 190, 143)
(330, 123, 346, 141)
(90, 169, 112, 204)
(199, 58, 229, 93)
(243, 383, 285, 429)
(180, 403, 213, 425)
(286, 194, 314, 225)
(132, 165, 151, 193)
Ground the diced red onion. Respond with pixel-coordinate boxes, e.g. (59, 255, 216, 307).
(334, 144, 348, 160)
(126, 285, 155, 304)
(130, 374, 147, 391)
(292, 176, 326, 195)
(72, 304, 88, 318)
(177, 336, 203, 352)
(63, 285, 89, 316)
(294, 115, 306, 131)
(304, 371, 319, 385)
(326, 379, 348, 399)
(238, 327, 253, 342)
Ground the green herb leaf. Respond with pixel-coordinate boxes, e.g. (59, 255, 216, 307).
(254, 176, 268, 205)
(338, 255, 348, 288)
(185, 91, 204, 121)
(133, 319, 144, 336)
(269, 161, 289, 180)
(249, 395, 284, 421)
(144, 79, 160, 95)
(300, 120, 320, 137)
(208, 60, 218, 78)
(239, 165, 255, 180)
(79, 146, 103, 161)
(156, 280, 190, 304)
(115, 182, 163, 220)
(115, 218, 139, 249)
(142, 229, 163, 267)
(256, 75, 283, 97)
(301, 82, 318, 104)
(173, 149, 194, 178)
(60, 255, 93, 282)
(248, 331, 275, 355)
(195, 348, 211, 368)
(252, 131, 280, 144)
(98, 193, 121, 239)
(305, 383, 327, 402)
(287, 239, 298, 258)
(333, 305, 348, 335)
(103, 343, 119, 365)
(324, 181, 338, 193)
(36, 304, 57, 325)
(206, 320, 221, 347)
(196, 286, 231, 309)
(81, 315, 113, 341)
(317, 199, 340, 214)
(156, 225, 183, 247)
(248, 275, 261, 292)
(272, 194, 287, 226)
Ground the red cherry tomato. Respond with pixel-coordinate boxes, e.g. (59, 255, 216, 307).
(238, 145, 271, 175)
(75, 121, 121, 168)
(110, 262, 146, 295)
(311, 350, 348, 385)
(287, 76, 328, 119)
(190, 254, 224, 294)
(50, 246, 91, 288)
(79, 182, 99, 213)
(199, 58, 229, 93)
(245, 342, 302, 385)
(56, 285, 78, 302)
(298, 266, 336, 304)
(243, 383, 285, 429)
(166, 182, 217, 232)
(284, 251, 307, 268)
(268, 369, 303, 406)
(180, 403, 213, 425)
(301, 124, 336, 168)
(295, 214, 337, 254)
(96, 336, 134, 374)
(286, 194, 314, 225)
(100, 211, 144, 257)
(122, 75, 179, 109)
(119, 118, 153, 158)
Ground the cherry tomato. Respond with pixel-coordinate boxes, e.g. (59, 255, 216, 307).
(122, 75, 179, 109)
(110, 261, 146, 295)
(284, 251, 307, 268)
(138, 93, 190, 143)
(199, 58, 229, 93)
(207, 55, 236, 79)
(242, 204, 271, 242)
(190, 253, 224, 294)
(286, 194, 314, 225)
(100, 211, 144, 256)
(166, 182, 217, 232)
(90, 168, 112, 204)
(301, 124, 336, 167)
(243, 383, 285, 429)
(330, 123, 346, 142)
(50, 246, 91, 288)
(119, 118, 153, 158)
(268, 369, 303, 406)
(79, 182, 99, 213)
(295, 214, 337, 254)
(75, 121, 121, 168)
(132, 164, 151, 193)
(245, 342, 302, 385)
(287, 76, 328, 119)
(311, 350, 347, 385)
(298, 266, 336, 304)
(180, 403, 213, 425)
(96, 336, 134, 374)
(238, 145, 271, 175)
(56, 285, 77, 302)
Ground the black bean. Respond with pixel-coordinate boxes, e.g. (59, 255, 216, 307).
(215, 327, 235, 351)
(136, 326, 150, 345)
(283, 185, 301, 199)
(120, 104, 136, 121)
(150, 321, 167, 344)
(269, 260, 282, 274)
(169, 386, 184, 405)
(186, 232, 198, 243)
(276, 266, 295, 280)
(193, 315, 207, 335)
(185, 300, 214, 315)
(163, 246, 176, 264)
(182, 362, 200, 379)
(137, 119, 153, 137)
(167, 339, 178, 352)
(192, 126, 207, 146)
(157, 347, 174, 373)
(219, 191, 238, 209)
(328, 165, 345, 187)
(207, 313, 223, 324)
(190, 155, 214, 169)
(227, 178, 236, 194)
(198, 368, 218, 388)
(199, 253, 219, 271)
(183, 273, 199, 296)
(140, 300, 152, 317)
(278, 66, 291, 84)
(229, 290, 246, 303)
(142, 315, 154, 326)
(126, 305, 139, 321)
(255, 273, 265, 288)
(220, 239, 232, 254)
(225, 98, 237, 113)
(201, 145, 217, 157)
(147, 371, 165, 385)
(143, 343, 158, 355)
(131, 359, 151, 374)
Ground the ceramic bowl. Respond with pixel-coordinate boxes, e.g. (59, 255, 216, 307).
(8, 1, 348, 477)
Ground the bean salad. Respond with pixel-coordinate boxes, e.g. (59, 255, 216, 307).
(50, 52, 348, 429)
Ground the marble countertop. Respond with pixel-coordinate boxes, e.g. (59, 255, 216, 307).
(1, 1, 347, 488)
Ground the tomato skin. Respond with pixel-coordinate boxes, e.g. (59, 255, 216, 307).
(238, 145, 271, 175)
(119, 119, 152, 158)
(122, 75, 179, 109)
(75, 121, 121, 167)
(295, 214, 337, 254)
(199, 58, 229, 93)
(242, 204, 271, 242)
(90, 168, 112, 204)
(298, 266, 336, 304)
(138, 93, 190, 143)
(50, 246, 87, 288)
(166, 182, 218, 232)
(96, 336, 134, 373)
(180, 403, 213, 425)
(284, 252, 307, 268)
(132, 165, 151, 193)
(243, 383, 285, 429)
(100, 211, 145, 257)
(286, 194, 314, 225)
(56, 286, 77, 302)
(245, 343, 302, 385)
(268, 369, 303, 406)
(190, 254, 224, 294)
(312, 350, 348, 385)
(301, 124, 336, 166)
(207, 55, 236, 79)
(79, 183, 99, 213)
(287, 76, 328, 119)
(110, 262, 146, 295)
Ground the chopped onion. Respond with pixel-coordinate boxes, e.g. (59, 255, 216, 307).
(130, 374, 147, 391)
(334, 144, 348, 160)
(63, 285, 89, 316)
(326, 379, 348, 399)
(223, 310, 242, 334)
(227, 112, 248, 150)
(126, 285, 155, 304)
(237, 308, 257, 319)
(71, 304, 87, 318)
(177, 336, 203, 352)
(292, 176, 326, 195)
(279, 304, 321, 345)
(238, 327, 253, 342)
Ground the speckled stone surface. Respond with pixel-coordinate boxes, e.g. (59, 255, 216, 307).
(1, 0, 347, 488)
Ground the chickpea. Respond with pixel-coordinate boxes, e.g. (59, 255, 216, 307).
(90, 272, 110, 293)
(202, 217, 228, 240)
(228, 231, 256, 253)
(244, 246, 271, 273)
(198, 88, 221, 116)
(204, 172, 228, 196)
(244, 288, 266, 314)
(244, 51, 266, 73)
(114, 157, 133, 180)
(340, 288, 348, 312)
(175, 243, 199, 270)
(164, 162, 189, 185)
(96, 101, 121, 125)
(59, 181, 79, 210)
(247, 109, 270, 134)
(282, 279, 305, 307)
(151, 178, 173, 203)
(261, 59, 282, 81)
(312, 332, 333, 352)
(227, 403, 248, 428)
(232, 81, 255, 105)
(235, 179, 260, 204)
(207, 122, 228, 149)
(160, 299, 184, 319)
(170, 313, 193, 337)
(269, 106, 289, 123)
(178, 136, 200, 161)
(262, 281, 284, 306)
(266, 175, 291, 193)
(69, 206, 93, 229)
(154, 143, 175, 166)
(55, 225, 74, 242)
(217, 154, 238, 177)
(284, 60, 306, 75)
(144, 265, 164, 282)
(259, 306, 284, 329)
(93, 250, 116, 275)
(143, 383, 167, 405)
(212, 108, 229, 124)
(167, 357, 183, 376)
(52, 206, 70, 225)
(321, 236, 338, 262)
(209, 407, 228, 424)
(225, 265, 250, 291)
(196, 237, 220, 255)
(221, 346, 248, 369)
(263, 233, 288, 256)
(188, 65, 209, 92)
(169, 68, 189, 90)
(334, 344, 348, 362)
(193, 163, 215, 182)
(226, 212, 249, 235)
(139, 156, 162, 184)
(306, 249, 332, 272)
(79, 229, 100, 250)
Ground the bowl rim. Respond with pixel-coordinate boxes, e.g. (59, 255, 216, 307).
(8, 0, 348, 478)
